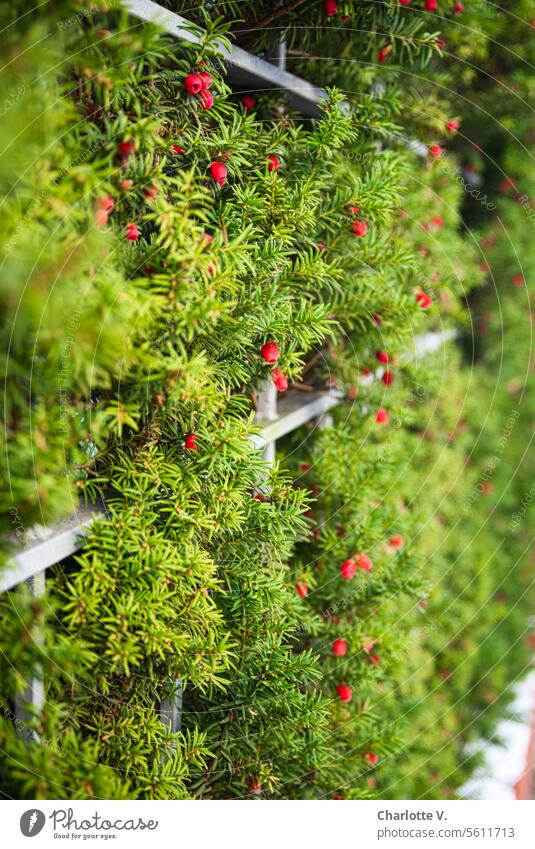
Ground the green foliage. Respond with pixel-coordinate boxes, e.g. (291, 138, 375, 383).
(0, 0, 534, 802)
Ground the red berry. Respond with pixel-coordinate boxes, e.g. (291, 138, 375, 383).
(143, 184, 158, 201)
(436, 37, 447, 50)
(375, 408, 388, 425)
(352, 220, 368, 237)
(367, 653, 380, 665)
(323, 0, 338, 15)
(125, 223, 139, 241)
(247, 777, 261, 794)
(376, 350, 389, 364)
(429, 144, 443, 158)
(171, 144, 185, 155)
(425, 0, 437, 9)
(184, 74, 203, 95)
(377, 48, 390, 63)
(185, 433, 198, 451)
(260, 342, 280, 364)
(333, 639, 348, 656)
(399, 0, 411, 4)
(272, 368, 288, 392)
(372, 313, 382, 326)
(453, 1, 464, 12)
(416, 291, 432, 309)
(348, 206, 360, 214)
(210, 162, 228, 186)
(365, 752, 379, 765)
(267, 155, 280, 172)
(121, 179, 133, 190)
(446, 119, 459, 132)
(390, 534, 404, 549)
(512, 274, 524, 287)
(296, 581, 309, 598)
(199, 89, 214, 110)
(382, 370, 393, 386)
(240, 95, 255, 111)
(198, 71, 213, 90)
(355, 553, 373, 572)
(118, 139, 135, 155)
(317, 242, 326, 252)
(341, 559, 357, 580)
(95, 194, 114, 212)
(337, 683, 352, 702)
(94, 207, 109, 228)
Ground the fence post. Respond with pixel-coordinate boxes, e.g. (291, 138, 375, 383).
(15, 570, 45, 739)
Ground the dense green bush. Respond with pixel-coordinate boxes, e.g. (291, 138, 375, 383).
(0, 0, 533, 800)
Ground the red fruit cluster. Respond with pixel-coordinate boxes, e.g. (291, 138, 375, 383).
(267, 155, 280, 172)
(512, 274, 524, 287)
(341, 553, 372, 579)
(184, 433, 198, 451)
(382, 370, 393, 386)
(355, 553, 373, 572)
(377, 46, 392, 63)
(324, 0, 338, 15)
(447, 119, 459, 133)
(210, 161, 228, 186)
(125, 223, 139, 241)
(453, 1, 464, 12)
(260, 341, 280, 364)
(365, 752, 379, 765)
(295, 581, 309, 598)
(375, 408, 388, 425)
(429, 144, 443, 158)
(94, 195, 114, 227)
(416, 291, 432, 309)
(184, 74, 203, 95)
(259, 339, 285, 386)
(376, 350, 389, 364)
(389, 534, 404, 549)
(333, 639, 348, 656)
(143, 184, 158, 201)
(172, 144, 185, 155)
(118, 139, 135, 156)
(272, 368, 288, 392)
(247, 777, 261, 794)
(184, 72, 214, 109)
(337, 683, 352, 702)
(240, 95, 255, 111)
(352, 219, 368, 237)
(425, 0, 437, 10)
(341, 559, 356, 580)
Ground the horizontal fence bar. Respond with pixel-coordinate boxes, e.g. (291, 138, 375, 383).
(1, 505, 102, 593)
(1, 329, 457, 593)
(123, 0, 328, 116)
(252, 387, 342, 449)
